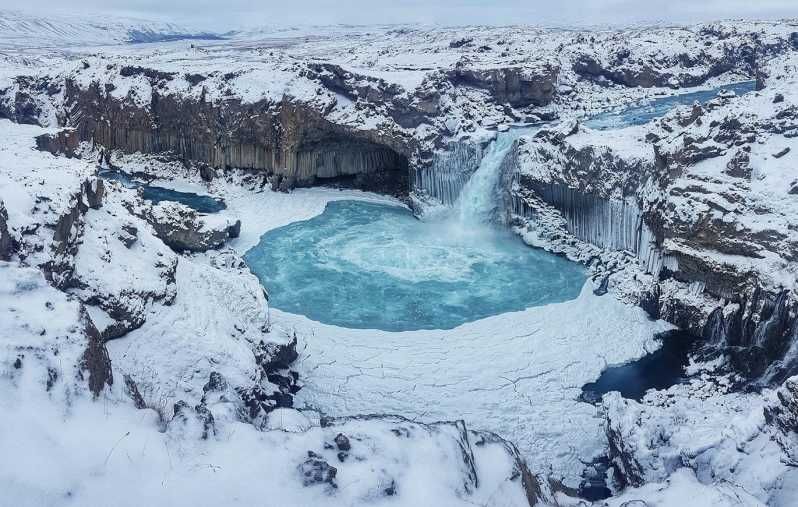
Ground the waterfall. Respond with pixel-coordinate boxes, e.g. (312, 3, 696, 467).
(447, 126, 541, 224)
(411, 140, 484, 206)
(456, 130, 525, 223)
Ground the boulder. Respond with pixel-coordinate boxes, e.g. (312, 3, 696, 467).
(144, 201, 240, 252)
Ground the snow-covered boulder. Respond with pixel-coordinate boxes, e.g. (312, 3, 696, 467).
(143, 200, 241, 252)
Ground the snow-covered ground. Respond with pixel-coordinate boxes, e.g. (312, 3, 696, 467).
(3, 10, 798, 507)
(98, 153, 670, 485)
(0, 118, 539, 507)
(217, 180, 670, 483)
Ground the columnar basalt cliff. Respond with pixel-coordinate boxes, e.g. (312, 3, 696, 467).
(508, 62, 798, 381)
(57, 78, 413, 195)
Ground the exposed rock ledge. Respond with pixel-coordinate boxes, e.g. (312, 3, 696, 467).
(508, 54, 798, 382)
(142, 201, 241, 252)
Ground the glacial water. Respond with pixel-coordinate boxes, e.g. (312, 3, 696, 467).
(580, 331, 697, 402)
(245, 81, 757, 332)
(584, 80, 756, 130)
(98, 169, 226, 213)
(245, 200, 586, 331)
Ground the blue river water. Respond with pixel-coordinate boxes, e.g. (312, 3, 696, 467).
(245, 200, 586, 331)
(98, 169, 226, 213)
(245, 82, 754, 332)
(584, 80, 756, 130)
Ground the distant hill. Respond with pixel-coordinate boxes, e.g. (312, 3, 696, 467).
(0, 9, 224, 48)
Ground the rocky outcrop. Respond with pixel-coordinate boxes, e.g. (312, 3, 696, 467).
(445, 64, 559, 107)
(571, 25, 788, 88)
(44, 177, 105, 287)
(317, 414, 548, 506)
(35, 128, 81, 157)
(765, 375, 798, 465)
(79, 308, 114, 397)
(0, 75, 58, 125)
(0, 201, 13, 261)
(55, 76, 413, 195)
(509, 80, 798, 382)
(143, 201, 240, 252)
(238, 334, 301, 427)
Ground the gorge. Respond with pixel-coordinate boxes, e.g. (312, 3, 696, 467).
(2, 12, 798, 507)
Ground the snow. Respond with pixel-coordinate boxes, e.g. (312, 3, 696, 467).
(0, 121, 535, 507)
(0, 388, 533, 507)
(597, 468, 766, 507)
(602, 374, 793, 504)
(2, 12, 798, 507)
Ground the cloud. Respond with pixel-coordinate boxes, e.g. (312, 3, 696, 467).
(3, 0, 796, 30)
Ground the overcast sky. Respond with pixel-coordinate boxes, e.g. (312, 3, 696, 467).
(5, 0, 798, 30)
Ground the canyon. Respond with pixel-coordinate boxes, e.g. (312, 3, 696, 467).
(2, 11, 798, 507)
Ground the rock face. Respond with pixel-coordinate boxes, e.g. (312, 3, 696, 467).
(60, 77, 413, 195)
(0, 201, 13, 261)
(35, 128, 80, 157)
(317, 415, 548, 506)
(508, 63, 798, 381)
(571, 25, 787, 89)
(143, 201, 240, 252)
(765, 376, 798, 465)
(79, 309, 114, 397)
(445, 64, 559, 107)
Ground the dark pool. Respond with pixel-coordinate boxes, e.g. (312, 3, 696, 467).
(98, 168, 226, 213)
(581, 331, 697, 402)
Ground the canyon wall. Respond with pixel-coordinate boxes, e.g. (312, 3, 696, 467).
(507, 89, 798, 381)
(59, 78, 413, 195)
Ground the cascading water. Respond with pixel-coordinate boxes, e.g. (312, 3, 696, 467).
(454, 127, 539, 224)
(245, 82, 759, 332)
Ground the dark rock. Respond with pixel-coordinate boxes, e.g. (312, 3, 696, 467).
(118, 224, 138, 248)
(678, 103, 704, 127)
(449, 37, 473, 48)
(13, 355, 22, 369)
(334, 433, 351, 451)
(198, 163, 216, 181)
(203, 371, 228, 393)
(35, 129, 81, 157)
(755, 70, 767, 91)
(119, 65, 175, 81)
(82, 178, 104, 209)
(47, 77, 413, 196)
(445, 64, 559, 107)
(593, 275, 610, 296)
(184, 73, 207, 86)
(46, 367, 58, 391)
(227, 220, 241, 239)
(774, 93, 785, 104)
(255, 333, 299, 373)
(79, 311, 114, 397)
(144, 202, 237, 252)
(764, 376, 798, 464)
(299, 455, 337, 488)
(0, 201, 14, 261)
(195, 403, 216, 440)
(724, 150, 752, 178)
(123, 374, 147, 409)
